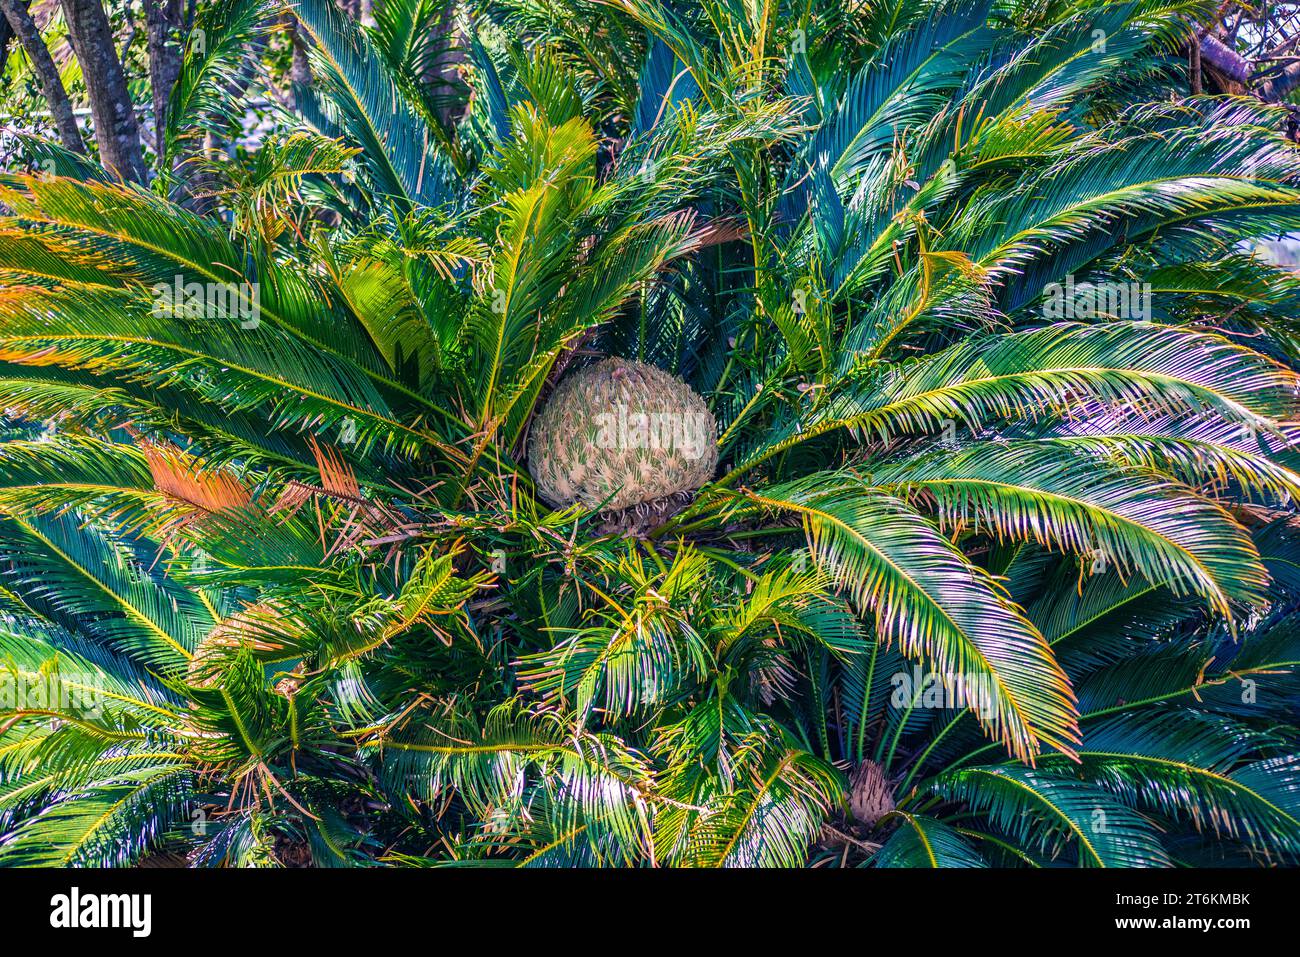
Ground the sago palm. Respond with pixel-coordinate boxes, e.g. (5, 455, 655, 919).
(1, 0, 1299, 866)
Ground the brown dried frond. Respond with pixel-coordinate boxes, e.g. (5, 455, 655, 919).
(270, 436, 406, 556)
(270, 437, 365, 518)
(140, 438, 252, 528)
(267, 480, 316, 519)
(682, 215, 749, 253)
(187, 632, 240, 688)
(308, 434, 362, 499)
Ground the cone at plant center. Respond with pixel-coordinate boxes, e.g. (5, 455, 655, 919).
(528, 358, 718, 511)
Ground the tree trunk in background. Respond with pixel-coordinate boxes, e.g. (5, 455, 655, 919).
(0, 13, 13, 74)
(59, 0, 146, 181)
(0, 0, 85, 153)
(290, 15, 311, 108)
(1197, 33, 1250, 90)
(1196, 32, 1300, 104)
(144, 0, 183, 172)
(427, 1, 467, 131)
(180, 19, 264, 212)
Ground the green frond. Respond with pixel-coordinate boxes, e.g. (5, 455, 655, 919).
(875, 441, 1268, 616)
(292, 0, 452, 210)
(870, 813, 988, 868)
(933, 765, 1170, 867)
(0, 763, 191, 867)
(741, 477, 1079, 762)
(163, 0, 269, 172)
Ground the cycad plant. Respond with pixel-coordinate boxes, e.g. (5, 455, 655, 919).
(2, 0, 1300, 866)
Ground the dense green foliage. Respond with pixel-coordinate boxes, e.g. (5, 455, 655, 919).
(2, 0, 1300, 867)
